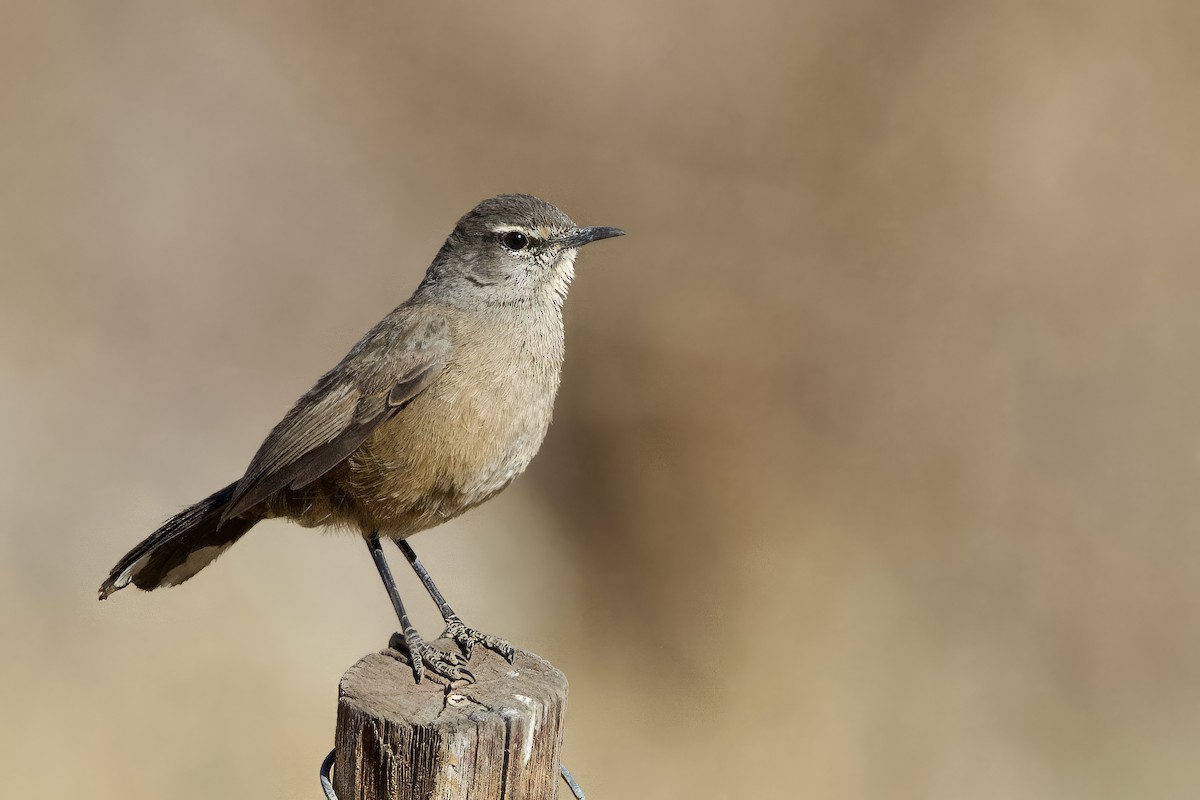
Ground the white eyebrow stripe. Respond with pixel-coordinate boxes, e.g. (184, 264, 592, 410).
(490, 224, 530, 234)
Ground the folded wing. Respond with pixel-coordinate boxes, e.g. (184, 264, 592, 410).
(222, 309, 451, 521)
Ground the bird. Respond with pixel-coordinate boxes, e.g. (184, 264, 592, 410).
(99, 193, 624, 683)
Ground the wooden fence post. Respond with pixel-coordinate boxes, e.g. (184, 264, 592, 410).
(332, 639, 570, 800)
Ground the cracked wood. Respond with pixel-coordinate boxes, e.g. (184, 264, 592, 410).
(333, 640, 569, 799)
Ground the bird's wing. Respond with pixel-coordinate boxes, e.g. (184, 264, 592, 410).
(222, 309, 451, 521)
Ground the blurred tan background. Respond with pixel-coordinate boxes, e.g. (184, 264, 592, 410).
(2, 1, 1198, 798)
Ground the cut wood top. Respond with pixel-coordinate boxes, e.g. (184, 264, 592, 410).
(338, 642, 568, 726)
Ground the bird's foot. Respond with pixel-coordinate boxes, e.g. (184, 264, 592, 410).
(388, 629, 475, 685)
(443, 616, 516, 663)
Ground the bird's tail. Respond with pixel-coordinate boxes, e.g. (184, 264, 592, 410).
(99, 482, 258, 599)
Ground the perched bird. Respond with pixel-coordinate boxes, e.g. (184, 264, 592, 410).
(99, 194, 623, 683)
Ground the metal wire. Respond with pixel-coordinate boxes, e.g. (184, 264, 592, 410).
(319, 748, 585, 799)
(320, 749, 337, 800)
(560, 764, 586, 800)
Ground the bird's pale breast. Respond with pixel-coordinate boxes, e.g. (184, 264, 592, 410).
(344, 306, 564, 536)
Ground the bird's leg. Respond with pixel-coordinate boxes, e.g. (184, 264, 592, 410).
(366, 534, 472, 684)
(394, 538, 516, 663)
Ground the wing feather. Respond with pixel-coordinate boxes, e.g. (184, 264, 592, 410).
(222, 309, 451, 520)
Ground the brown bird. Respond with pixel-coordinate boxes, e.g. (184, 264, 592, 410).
(99, 194, 623, 682)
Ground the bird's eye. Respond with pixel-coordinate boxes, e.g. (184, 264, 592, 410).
(500, 231, 529, 251)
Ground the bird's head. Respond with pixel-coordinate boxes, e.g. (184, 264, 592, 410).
(422, 194, 623, 309)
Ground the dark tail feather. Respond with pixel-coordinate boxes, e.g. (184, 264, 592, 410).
(99, 482, 258, 599)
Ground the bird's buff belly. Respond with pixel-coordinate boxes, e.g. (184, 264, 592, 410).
(279, 405, 549, 537)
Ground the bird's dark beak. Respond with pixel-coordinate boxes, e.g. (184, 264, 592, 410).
(557, 226, 625, 249)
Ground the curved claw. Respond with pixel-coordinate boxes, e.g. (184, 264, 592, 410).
(421, 646, 473, 683)
(443, 617, 516, 663)
(391, 630, 474, 684)
(410, 656, 424, 684)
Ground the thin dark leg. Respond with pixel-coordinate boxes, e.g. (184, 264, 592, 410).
(395, 539, 458, 620)
(367, 534, 419, 639)
(394, 538, 516, 663)
(366, 534, 471, 684)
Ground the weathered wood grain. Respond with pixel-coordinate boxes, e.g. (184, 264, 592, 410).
(333, 640, 568, 800)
